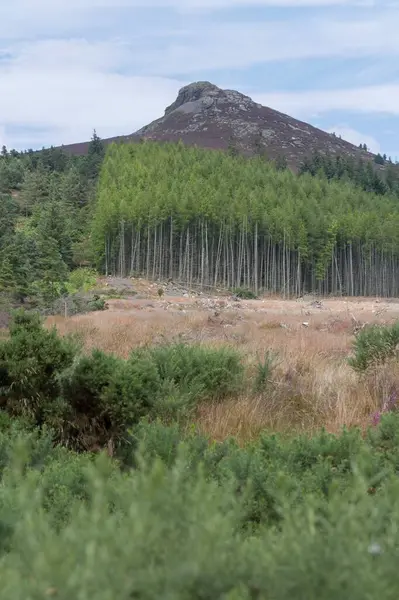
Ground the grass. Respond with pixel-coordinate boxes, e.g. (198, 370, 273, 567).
(45, 296, 399, 442)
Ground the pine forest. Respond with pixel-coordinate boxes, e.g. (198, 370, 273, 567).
(93, 141, 399, 297)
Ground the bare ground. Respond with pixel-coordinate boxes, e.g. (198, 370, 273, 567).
(46, 278, 399, 442)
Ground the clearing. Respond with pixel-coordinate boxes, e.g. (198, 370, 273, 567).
(46, 277, 399, 441)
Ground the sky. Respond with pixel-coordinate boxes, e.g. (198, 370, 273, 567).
(0, 0, 398, 158)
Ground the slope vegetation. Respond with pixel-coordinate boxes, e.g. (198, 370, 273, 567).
(93, 141, 399, 297)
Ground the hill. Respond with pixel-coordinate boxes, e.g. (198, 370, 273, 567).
(60, 81, 377, 170)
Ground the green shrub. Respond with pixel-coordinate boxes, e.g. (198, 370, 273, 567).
(0, 310, 78, 421)
(87, 294, 107, 311)
(65, 267, 98, 294)
(2, 431, 399, 598)
(232, 287, 257, 299)
(2, 414, 399, 596)
(253, 350, 277, 393)
(58, 349, 161, 449)
(132, 343, 244, 403)
(348, 321, 399, 371)
(0, 314, 245, 451)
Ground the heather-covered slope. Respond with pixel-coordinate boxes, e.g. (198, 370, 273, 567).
(60, 81, 376, 170)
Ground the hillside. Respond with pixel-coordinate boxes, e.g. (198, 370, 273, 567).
(92, 141, 399, 297)
(59, 81, 377, 170)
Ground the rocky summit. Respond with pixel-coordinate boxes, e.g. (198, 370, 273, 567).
(60, 81, 374, 169)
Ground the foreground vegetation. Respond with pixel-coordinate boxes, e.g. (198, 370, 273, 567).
(1, 389, 399, 597)
(3, 124, 399, 596)
(0, 312, 397, 597)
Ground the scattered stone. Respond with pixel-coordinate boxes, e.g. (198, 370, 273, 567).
(310, 300, 324, 309)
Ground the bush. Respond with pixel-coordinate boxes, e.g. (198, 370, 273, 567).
(87, 294, 107, 311)
(65, 267, 98, 294)
(253, 350, 277, 393)
(348, 321, 399, 371)
(0, 313, 243, 450)
(0, 310, 78, 421)
(232, 287, 257, 299)
(57, 349, 161, 449)
(3, 421, 399, 598)
(131, 343, 244, 404)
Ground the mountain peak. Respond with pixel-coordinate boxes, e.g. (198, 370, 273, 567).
(59, 81, 378, 171)
(163, 81, 257, 117)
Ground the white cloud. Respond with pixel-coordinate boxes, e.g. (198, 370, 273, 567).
(0, 40, 183, 148)
(0, 1, 388, 40)
(139, 12, 399, 74)
(326, 125, 381, 153)
(255, 84, 399, 118)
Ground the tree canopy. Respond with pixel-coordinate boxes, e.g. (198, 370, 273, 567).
(92, 141, 399, 296)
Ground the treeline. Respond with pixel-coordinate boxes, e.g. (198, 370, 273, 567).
(92, 141, 399, 297)
(0, 132, 104, 304)
(300, 151, 399, 198)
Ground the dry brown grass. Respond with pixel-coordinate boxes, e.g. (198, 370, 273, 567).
(45, 294, 399, 443)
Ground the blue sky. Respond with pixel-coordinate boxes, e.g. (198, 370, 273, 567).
(0, 0, 398, 158)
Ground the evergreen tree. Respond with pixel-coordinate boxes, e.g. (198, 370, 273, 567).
(274, 154, 288, 171)
(31, 235, 68, 302)
(83, 130, 105, 180)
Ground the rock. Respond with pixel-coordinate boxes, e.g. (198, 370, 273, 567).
(310, 300, 323, 309)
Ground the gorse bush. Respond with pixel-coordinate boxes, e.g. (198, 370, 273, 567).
(58, 349, 162, 449)
(348, 321, 399, 371)
(2, 416, 399, 597)
(131, 343, 244, 402)
(0, 310, 78, 421)
(0, 311, 244, 450)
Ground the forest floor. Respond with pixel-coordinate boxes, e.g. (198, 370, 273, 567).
(46, 277, 399, 441)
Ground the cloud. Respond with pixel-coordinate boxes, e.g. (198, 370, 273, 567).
(1, 0, 377, 10)
(0, 40, 183, 148)
(139, 12, 399, 74)
(326, 125, 381, 153)
(255, 84, 399, 118)
(0, 1, 390, 40)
